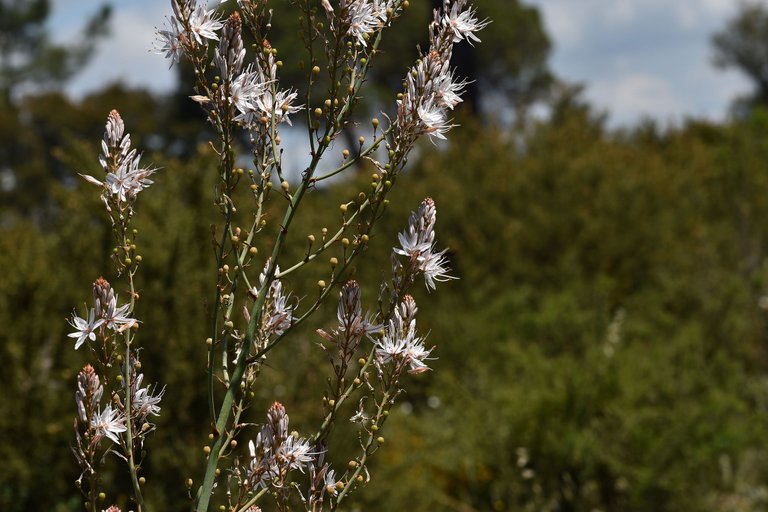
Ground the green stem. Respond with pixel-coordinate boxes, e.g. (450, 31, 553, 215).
(195, 174, 313, 512)
(125, 270, 146, 511)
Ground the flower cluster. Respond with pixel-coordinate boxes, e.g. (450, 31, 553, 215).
(244, 403, 315, 489)
(68, 0, 483, 509)
(317, 280, 380, 362)
(72, 364, 127, 479)
(396, 0, 488, 141)
(68, 277, 136, 350)
(155, 7, 303, 132)
(250, 260, 295, 339)
(153, 1, 223, 63)
(81, 110, 156, 207)
(374, 295, 433, 374)
(394, 197, 455, 290)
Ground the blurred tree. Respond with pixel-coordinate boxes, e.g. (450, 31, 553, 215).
(712, 1, 768, 113)
(0, 0, 111, 216)
(0, 0, 111, 103)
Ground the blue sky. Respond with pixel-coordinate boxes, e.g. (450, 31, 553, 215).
(51, 0, 752, 128)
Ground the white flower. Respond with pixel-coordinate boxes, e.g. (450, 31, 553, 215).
(346, 0, 379, 45)
(104, 153, 156, 202)
(373, 0, 396, 21)
(255, 89, 303, 126)
(230, 66, 269, 119)
(189, 6, 224, 43)
(68, 309, 104, 350)
(420, 248, 456, 291)
(402, 336, 433, 374)
(278, 434, 315, 472)
(375, 296, 434, 373)
(443, 2, 490, 45)
(153, 17, 183, 64)
(91, 404, 127, 444)
(417, 99, 452, 141)
(395, 197, 436, 258)
(104, 298, 137, 332)
(433, 71, 467, 110)
(131, 374, 164, 420)
(324, 469, 338, 495)
(252, 261, 295, 336)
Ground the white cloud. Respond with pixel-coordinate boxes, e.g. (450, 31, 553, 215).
(58, 1, 176, 98)
(590, 74, 680, 124)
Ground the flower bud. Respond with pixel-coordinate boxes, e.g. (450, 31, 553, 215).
(318, 280, 326, 289)
(372, 118, 379, 128)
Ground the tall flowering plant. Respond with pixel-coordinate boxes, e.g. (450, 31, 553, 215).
(68, 0, 487, 511)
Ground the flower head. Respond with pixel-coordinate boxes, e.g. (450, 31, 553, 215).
(255, 89, 303, 126)
(91, 404, 127, 444)
(345, 0, 379, 45)
(153, 17, 183, 65)
(189, 5, 224, 43)
(131, 373, 164, 421)
(68, 308, 104, 350)
(375, 296, 434, 373)
(443, 1, 490, 45)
